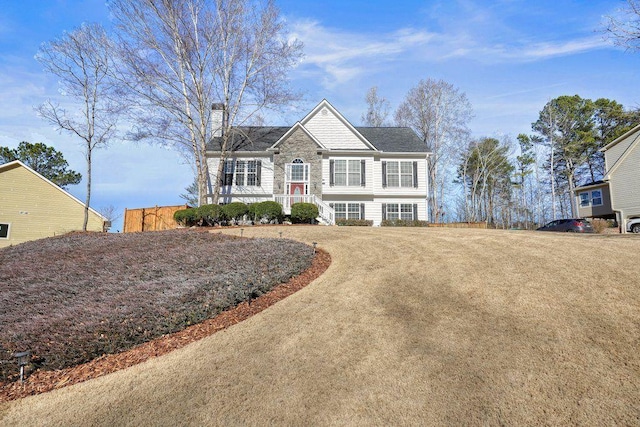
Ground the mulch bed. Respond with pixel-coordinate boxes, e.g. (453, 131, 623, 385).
(0, 249, 330, 403)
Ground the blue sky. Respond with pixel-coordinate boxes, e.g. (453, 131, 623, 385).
(1, 0, 639, 230)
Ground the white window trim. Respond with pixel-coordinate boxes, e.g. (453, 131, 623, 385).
(285, 160, 310, 195)
(332, 159, 362, 187)
(0, 223, 10, 239)
(579, 190, 603, 207)
(332, 202, 364, 220)
(223, 159, 260, 187)
(384, 161, 415, 188)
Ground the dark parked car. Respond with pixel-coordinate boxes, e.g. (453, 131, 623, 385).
(537, 218, 595, 233)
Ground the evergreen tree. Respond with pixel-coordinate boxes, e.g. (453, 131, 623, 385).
(0, 141, 81, 189)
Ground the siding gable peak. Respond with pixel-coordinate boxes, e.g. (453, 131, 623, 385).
(0, 160, 107, 221)
(300, 99, 378, 151)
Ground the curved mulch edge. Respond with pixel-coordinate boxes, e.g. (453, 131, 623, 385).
(0, 249, 331, 403)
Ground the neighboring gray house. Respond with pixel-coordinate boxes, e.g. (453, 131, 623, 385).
(206, 99, 431, 225)
(574, 123, 640, 232)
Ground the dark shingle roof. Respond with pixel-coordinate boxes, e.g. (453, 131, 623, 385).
(207, 127, 290, 152)
(207, 125, 428, 153)
(355, 127, 426, 152)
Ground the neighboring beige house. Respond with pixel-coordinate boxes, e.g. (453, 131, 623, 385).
(207, 99, 431, 225)
(574, 123, 640, 232)
(574, 180, 614, 220)
(0, 160, 107, 248)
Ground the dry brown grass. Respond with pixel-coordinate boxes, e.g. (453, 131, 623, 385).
(1, 227, 639, 426)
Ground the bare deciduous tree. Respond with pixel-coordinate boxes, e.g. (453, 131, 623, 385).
(36, 23, 119, 230)
(109, 0, 303, 206)
(361, 86, 390, 127)
(604, 0, 640, 50)
(395, 78, 472, 223)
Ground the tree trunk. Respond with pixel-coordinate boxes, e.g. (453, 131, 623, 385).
(84, 146, 91, 231)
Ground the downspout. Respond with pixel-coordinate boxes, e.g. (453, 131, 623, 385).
(617, 209, 626, 234)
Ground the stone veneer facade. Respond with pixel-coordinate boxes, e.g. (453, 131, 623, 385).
(272, 128, 323, 198)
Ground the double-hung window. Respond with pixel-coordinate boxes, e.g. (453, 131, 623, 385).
(221, 159, 261, 186)
(330, 159, 365, 186)
(579, 192, 590, 207)
(382, 161, 418, 188)
(246, 160, 258, 186)
(223, 160, 234, 186)
(332, 203, 364, 220)
(579, 189, 603, 207)
(400, 204, 414, 220)
(382, 203, 418, 221)
(235, 161, 245, 186)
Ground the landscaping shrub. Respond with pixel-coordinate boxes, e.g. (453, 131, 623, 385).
(590, 218, 609, 234)
(197, 204, 225, 226)
(174, 207, 199, 226)
(290, 203, 319, 224)
(335, 218, 373, 226)
(221, 202, 249, 222)
(251, 201, 284, 224)
(0, 230, 314, 382)
(381, 219, 429, 227)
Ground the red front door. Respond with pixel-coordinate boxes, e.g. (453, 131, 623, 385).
(290, 182, 305, 205)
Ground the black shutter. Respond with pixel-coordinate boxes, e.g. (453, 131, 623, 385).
(382, 161, 387, 188)
(256, 160, 262, 186)
(382, 203, 387, 220)
(413, 161, 418, 188)
(361, 160, 366, 186)
(413, 204, 418, 220)
(329, 160, 335, 186)
(360, 203, 365, 220)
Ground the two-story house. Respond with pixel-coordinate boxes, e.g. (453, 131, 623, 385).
(206, 100, 430, 225)
(574, 123, 640, 232)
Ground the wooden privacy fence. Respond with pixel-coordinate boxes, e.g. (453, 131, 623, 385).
(123, 205, 190, 233)
(429, 222, 487, 229)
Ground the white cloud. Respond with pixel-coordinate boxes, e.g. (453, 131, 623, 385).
(291, 20, 435, 88)
(290, 16, 612, 90)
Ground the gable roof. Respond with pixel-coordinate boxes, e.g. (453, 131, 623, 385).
(206, 100, 429, 154)
(207, 127, 289, 152)
(208, 126, 427, 153)
(600, 123, 640, 152)
(299, 99, 377, 151)
(356, 127, 426, 152)
(0, 160, 106, 221)
(601, 124, 640, 180)
(268, 122, 328, 151)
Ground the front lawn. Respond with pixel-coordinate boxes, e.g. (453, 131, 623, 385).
(0, 230, 314, 382)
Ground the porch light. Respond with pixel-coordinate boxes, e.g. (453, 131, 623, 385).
(240, 228, 244, 237)
(312, 242, 317, 253)
(279, 232, 283, 238)
(13, 350, 31, 383)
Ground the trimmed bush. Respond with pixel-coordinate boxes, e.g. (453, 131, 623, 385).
(251, 201, 283, 224)
(291, 203, 319, 224)
(381, 219, 429, 227)
(174, 207, 199, 226)
(197, 204, 225, 226)
(222, 202, 249, 222)
(336, 218, 373, 226)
